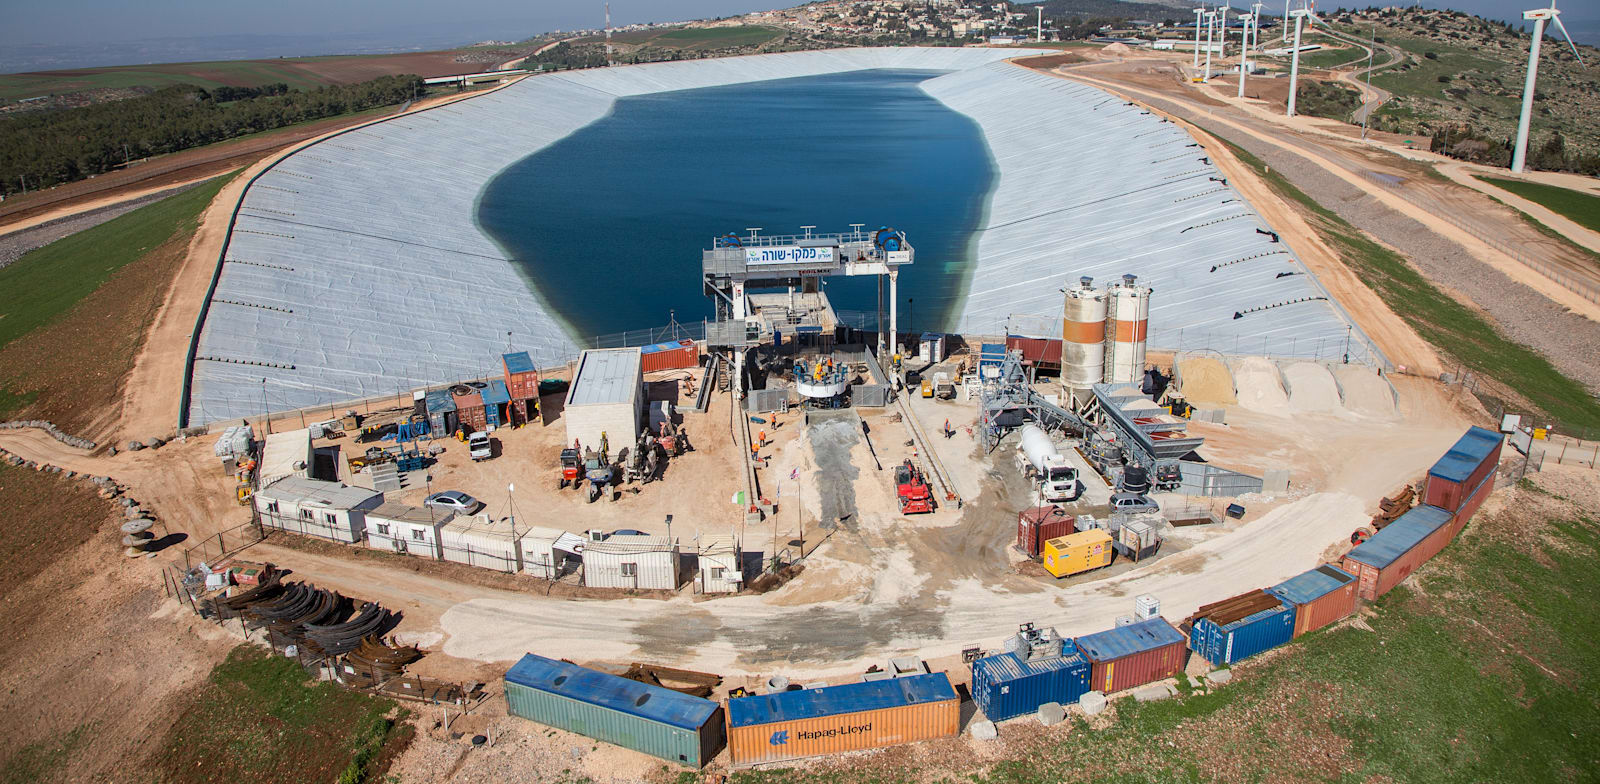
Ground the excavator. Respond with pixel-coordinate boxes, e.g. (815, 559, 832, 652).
(895, 459, 935, 515)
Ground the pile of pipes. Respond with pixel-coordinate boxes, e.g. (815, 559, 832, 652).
(247, 582, 348, 636)
(204, 570, 285, 618)
(304, 601, 390, 655)
(341, 637, 424, 686)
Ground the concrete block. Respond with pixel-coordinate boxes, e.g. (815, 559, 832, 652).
(1036, 702, 1066, 726)
(1207, 669, 1233, 685)
(1133, 684, 1174, 702)
(1262, 469, 1290, 494)
(969, 720, 998, 740)
(1079, 691, 1108, 715)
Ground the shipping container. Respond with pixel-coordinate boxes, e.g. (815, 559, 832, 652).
(453, 386, 485, 432)
(502, 351, 540, 401)
(1016, 506, 1075, 557)
(641, 339, 699, 374)
(505, 653, 723, 768)
(970, 650, 1090, 722)
(1005, 335, 1062, 371)
(1342, 504, 1454, 600)
(1041, 529, 1114, 578)
(1450, 470, 1495, 537)
(1186, 592, 1296, 666)
(726, 673, 958, 767)
(1423, 426, 1503, 512)
(424, 389, 457, 436)
(1267, 564, 1358, 637)
(1074, 617, 1186, 694)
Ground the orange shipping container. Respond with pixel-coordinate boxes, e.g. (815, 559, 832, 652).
(726, 674, 958, 767)
(1267, 564, 1358, 638)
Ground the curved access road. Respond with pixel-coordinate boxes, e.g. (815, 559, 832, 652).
(1310, 26, 1404, 125)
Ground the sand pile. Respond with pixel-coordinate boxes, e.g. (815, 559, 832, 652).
(1281, 362, 1341, 412)
(1229, 356, 1289, 413)
(1334, 366, 1397, 418)
(1102, 42, 1134, 56)
(1179, 357, 1236, 405)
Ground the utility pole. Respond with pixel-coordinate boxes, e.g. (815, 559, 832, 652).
(1362, 23, 1374, 138)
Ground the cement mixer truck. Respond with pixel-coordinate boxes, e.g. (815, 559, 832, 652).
(1017, 425, 1081, 503)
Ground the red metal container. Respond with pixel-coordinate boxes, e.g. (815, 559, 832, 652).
(1016, 506, 1075, 557)
(641, 339, 699, 374)
(1074, 618, 1186, 694)
(452, 389, 485, 431)
(1422, 428, 1502, 512)
(1342, 505, 1453, 600)
(725, 674, 958, 767)
(1449, 472, 1495, 538)
(1267, 565, 1358, 638)
(502, 352, 541, 401)
(1005, 336, 1061, 369)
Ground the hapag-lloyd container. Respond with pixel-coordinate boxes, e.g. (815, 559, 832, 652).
(726, 673, 958, 766)
(1342, 504, 1454, 600)
(1423, 426, 1503, 512)
(1268, 564, 1358, 637)
(1074, 617, 1186, 694)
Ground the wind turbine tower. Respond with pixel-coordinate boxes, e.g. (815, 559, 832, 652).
(1238, 13, 1253, 97)
(605, 3, 614, 67)
(1512, 0, 1584, 173)
(1285, 6, 1320, 117)
(1194, 7, 1205, 70)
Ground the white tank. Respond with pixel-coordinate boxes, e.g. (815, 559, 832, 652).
(1104, 274, 1151, 384)
(1019, 425, 1058, 473)
(1062, 276, 1108, 397)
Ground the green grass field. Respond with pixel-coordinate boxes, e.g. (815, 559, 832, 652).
(1211, 134, 1600, 430)
(1476, 176, 1600, 236)
(0, 60, 331, 101)
(0, 177, 226, 349)
(601, 25, 783, 50)
(1295, 46, 1366, 70)
(717, 477, 1600, 783)
(155, 645, 404, 784)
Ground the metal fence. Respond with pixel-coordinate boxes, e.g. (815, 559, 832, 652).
(179, 519, 265, 569)
(1358, 170, 1600, 306)
(1177, 462, 1264, 497)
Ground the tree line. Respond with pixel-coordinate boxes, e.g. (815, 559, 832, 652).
(0, 74, 423, 197)
(1431, 125, 1600, 175)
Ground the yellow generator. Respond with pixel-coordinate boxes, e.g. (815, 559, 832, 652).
(1041, 529, 1114, 578)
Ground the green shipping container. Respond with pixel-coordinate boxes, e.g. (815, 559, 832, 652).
(504, 653, 724, 767)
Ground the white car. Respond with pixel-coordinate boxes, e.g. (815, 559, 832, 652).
(468, 432, 493, 461)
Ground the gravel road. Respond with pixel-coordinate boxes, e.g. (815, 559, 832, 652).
(0, 181, 206, 269)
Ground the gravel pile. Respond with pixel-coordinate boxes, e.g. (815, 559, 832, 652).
(1281, 362, 1342, 412)
(1178, 357, 1236, 404)
(1230, 356, 1289, 413)
(1334, 365, 1398, 418)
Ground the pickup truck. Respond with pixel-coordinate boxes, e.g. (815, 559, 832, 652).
(468, 431, 493, 461)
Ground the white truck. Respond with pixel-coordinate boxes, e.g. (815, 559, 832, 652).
(468, 431, 493, 461)
(1017, 425, 1081, 502)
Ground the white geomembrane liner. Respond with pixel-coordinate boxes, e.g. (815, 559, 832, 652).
(188, 47, 1379, 425)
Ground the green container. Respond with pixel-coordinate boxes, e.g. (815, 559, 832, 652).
(504, 654, 723, 767)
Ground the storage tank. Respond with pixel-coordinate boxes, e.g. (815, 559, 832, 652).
(1062, 276, 1108, 402)
(1104, 274, 1151, 384)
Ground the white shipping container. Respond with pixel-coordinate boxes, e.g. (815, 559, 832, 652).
(583, 535, 679, 590)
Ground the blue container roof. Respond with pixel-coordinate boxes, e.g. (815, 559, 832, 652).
(1427, 426, 1501, 482)
(480, 379, 511, 405)
(1345, 505, 1453, 569)
(1074, 617, 1184, 662)
(641, 339, 692, 354)
(920, 332, 944, 341)
(971, 650, 1087, 683)
(503, 351, 535, 374)
(1269, 564, 1355, 605)
(727, 672, 955, 728)
(424, 388, 456, 412)
(505, 654, 718, 731)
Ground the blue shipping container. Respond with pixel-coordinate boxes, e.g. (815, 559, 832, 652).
(1345, 504, 1454, 569)
(481, 379, 511, 426)
(1427, 426, 1502, 482)
(970, 651, 1090, 722)
(1189, 600, 1296, 666)
(504, 654, 723, 767)
(503, 351, 536, 375)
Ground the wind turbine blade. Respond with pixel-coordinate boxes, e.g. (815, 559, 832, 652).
(1549, 14, 1584, 64)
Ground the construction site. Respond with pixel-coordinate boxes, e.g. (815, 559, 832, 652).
(1, 29, 1597, 784)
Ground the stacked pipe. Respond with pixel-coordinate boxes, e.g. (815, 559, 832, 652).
(304, 602, 391, 656)
(342, 637, 425, 685)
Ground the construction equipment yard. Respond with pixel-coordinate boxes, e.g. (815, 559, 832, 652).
(1, 38, 1598, 784)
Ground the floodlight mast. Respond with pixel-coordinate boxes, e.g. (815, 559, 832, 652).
(1512, 0, 1584, 173)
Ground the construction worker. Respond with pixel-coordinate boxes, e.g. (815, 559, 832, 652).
(758, 430, 767, 448)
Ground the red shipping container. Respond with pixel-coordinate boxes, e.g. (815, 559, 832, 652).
(1075, 618, 1186, 694)
(452, 389, 485, 431)
(1268, 565, 1358, 638)
(1422, 428, 1502, 512)
(1016, 506, 1076, 557)
(1450, 472, 1495, 536)
(1343, 505, 1453, 600)
(641, 339, 699, 374)
(502, 352, 541, 400)
(1005, 336, 1062, 368)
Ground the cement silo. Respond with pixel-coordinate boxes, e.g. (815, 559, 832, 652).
(1062, 276, 1108, 403)
(1104, 274, 1151, 384)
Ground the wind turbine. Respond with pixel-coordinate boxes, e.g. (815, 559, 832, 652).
(1194, 7, 1205, 71)
(1203, 10, 1217, 81)
(1285, 4, 1326, 117)
(1512, 0, 1584, 173)
(1238, 12, 1254, 97)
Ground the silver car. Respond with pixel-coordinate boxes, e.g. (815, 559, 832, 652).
(424, 490, 483, 515)
(1110, 492, 1160, 514)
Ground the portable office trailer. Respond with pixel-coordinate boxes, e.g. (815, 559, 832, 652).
(583, 535, 679, 590)
(1016, 506, 1075, 557)
(697, 535, 742, 594)
(518, 526, 584, 579)
(1423, 426, 1502, 513)
(565, 348, 644, 451)
(970, 650, 1090, 723)
(641, 339, 699, 373)
(1041, 529, 1114, 578)
(364, 502, 452, 558)
(1074, 617, 1186, 694)
(253, 477, 382, 543)
(505, 653, 723, 768)
(439, 514, 523, 573)
(1185, 591, 1296, 667)
(258, 428, 312, 488)
(1341, 504, 1455, 600)
(726, 673, 959, 767)
(1268, 564, 1358, 637)
(424, 389, 458, 435)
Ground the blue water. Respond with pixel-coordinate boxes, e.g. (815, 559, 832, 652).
(476, 69, 995, 340)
